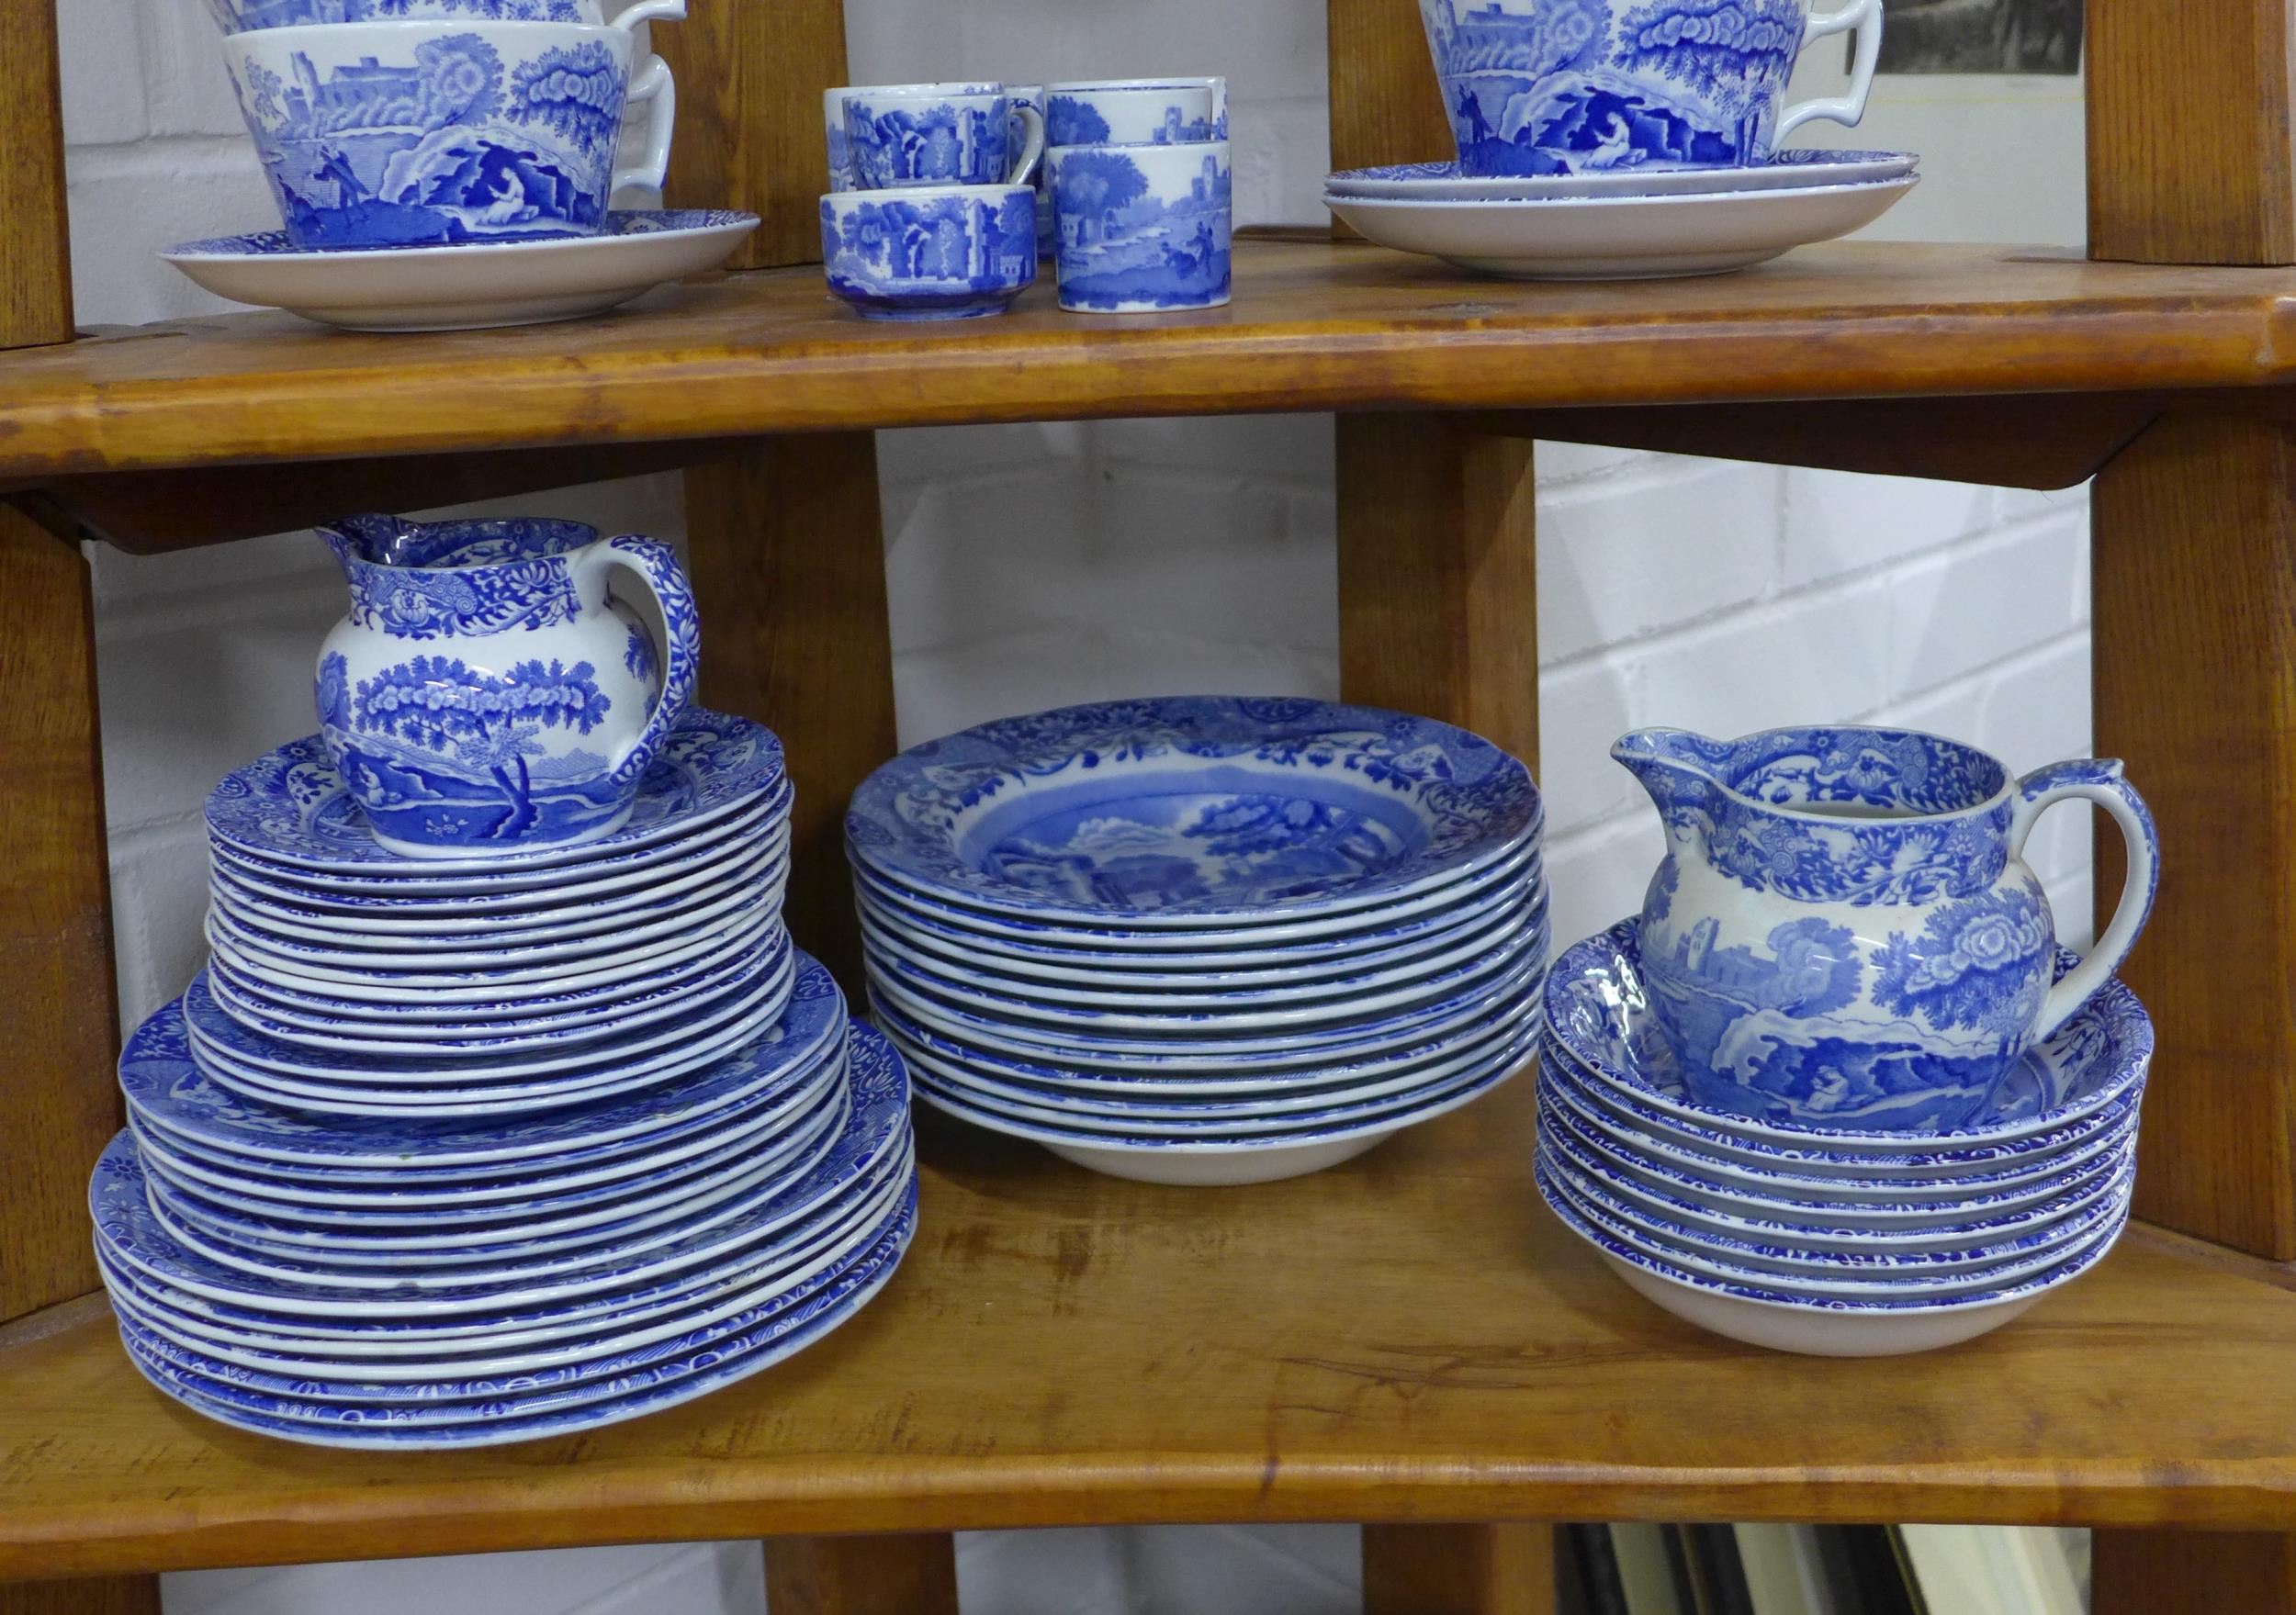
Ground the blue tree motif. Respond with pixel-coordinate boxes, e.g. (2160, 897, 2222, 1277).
(1871, 888, 2052, 1041)
(1613, 0, 1805, 124)
(351, 654, 610, 837)
(1052, 151, 1149, 243)
(242, 61, 286, 126)
(507, 40, 624, 154)
(1045, 95, 1112, 145)
(624, 622, 657, 683)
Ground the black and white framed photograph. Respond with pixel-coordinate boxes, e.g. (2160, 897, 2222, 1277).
(1872, 0, 2085, 73)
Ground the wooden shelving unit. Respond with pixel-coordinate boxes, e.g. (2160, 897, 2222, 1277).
(6, 1, 2296, 1612)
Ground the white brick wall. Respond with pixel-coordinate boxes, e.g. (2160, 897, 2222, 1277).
(51, 0, 2094, 1609)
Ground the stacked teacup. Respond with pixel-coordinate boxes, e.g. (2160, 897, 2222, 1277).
(1535, 725, 2161, 1357)
(88, 514, 918, 1447)
(205, 0, 684, 251)
(818, 83, 1046, 320)
(1045, 78, 1232, 313)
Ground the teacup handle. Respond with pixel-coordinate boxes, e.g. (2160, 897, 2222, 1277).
(2008, 758, 2159, 1042)
(611, 53, 678, 199)
(1772, 0, 1885, 149)
(1006, 103, 1046, 186)
(576, 535, 700, 788)
(605, 0, 685, 28)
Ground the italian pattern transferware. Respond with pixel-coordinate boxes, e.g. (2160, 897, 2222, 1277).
(222, 21, 678, 252)
(820, 185, 1039, 321)
(850, 696, 1548, 1186)
(1614, 725, 2158, 1132)
(95, 957, 924, 1447)
(1049, 140, 1232, 312)
(1533, 919, 2154, 1356)
(1323, 148, 1919, 202)
(204, 0, 685, 35)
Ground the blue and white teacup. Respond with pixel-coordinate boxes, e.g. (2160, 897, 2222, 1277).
(1043, 77, 1224, 148)
(1615, 724, 2158, 1133)
(223, 21, 677, 250)
(1418, 0, 1885, 178)
(842, 83, 1046, 192)
(820, 185, 1038, 321)
(315, 515, 700, 858)
(1049, 140, 1232, 313)
(203, 0, 684, 35)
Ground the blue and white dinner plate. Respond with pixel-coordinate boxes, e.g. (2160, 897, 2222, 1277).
(119, 954, 847, 1172)
(96, 1020, 911, 1317)
(1543, 922, 2153, 1154)
(1323, 150, 1920, 203)
(208, 711, 786, 875)
(847, 695, 1541, 927)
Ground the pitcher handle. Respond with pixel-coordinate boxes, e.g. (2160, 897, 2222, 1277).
(1007, 103, 1046, 186)
(580, 535, 700, 788)
(2008, 758, 2159, 1041)
(612, 53, 678, 199)
(1773, 0, 1885, 149)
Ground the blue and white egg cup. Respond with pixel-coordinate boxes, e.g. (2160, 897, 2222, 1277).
(820, 185, 1040, 321)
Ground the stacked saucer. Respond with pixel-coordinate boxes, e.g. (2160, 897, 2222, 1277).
(848, 695, 1548, 1186)
(1535, 921, 2152, 1357)
(197, 710, 792, 1116)
(1323, 151, 1920, 280)
(100, 957, 917, 1448)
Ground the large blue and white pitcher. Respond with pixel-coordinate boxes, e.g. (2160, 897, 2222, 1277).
(1614, 725, 2157, 1132)
(315, 515, 699, 858)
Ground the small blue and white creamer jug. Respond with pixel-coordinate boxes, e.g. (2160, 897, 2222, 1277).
(1614, 725, 2158, 1132)
(315, 515, 699, 858)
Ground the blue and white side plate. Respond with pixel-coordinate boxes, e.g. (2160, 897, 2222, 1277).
(847, 695, 1540, 926)
(208, 710, 784, 875)
(1325, 150, 1919, 203)
(163, 211, 762, 334)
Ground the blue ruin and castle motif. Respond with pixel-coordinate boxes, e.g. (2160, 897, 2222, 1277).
(314, 516, 699, 856)
(1614, 726, 2159, 1133)
(1051, 145, 1232, 312)
(1417, 0, 1821, 176)
(842, 90, 1018, 190)
(1045, 95, 1217, 148)
(206, 0, 591, 30)
(820, 188, 1038, 320)
(224, 28, 637, 249)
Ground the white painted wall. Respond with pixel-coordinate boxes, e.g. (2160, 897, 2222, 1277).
(52, 0, 2093, 1609)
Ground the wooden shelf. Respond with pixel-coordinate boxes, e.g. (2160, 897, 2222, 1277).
(6, 1075, 2296, 1582)
(5, 241, 2296, 482)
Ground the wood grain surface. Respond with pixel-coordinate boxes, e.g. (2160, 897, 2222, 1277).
(1363, 1523, 1557, 1615)
(8, 244, 2296, 479)
(1327, 0, 1452, 174)
(761, 1532, 959, 1615)
(654, 0, 848, 267)
(6, 1090, 2296, 1579)
(2093, 1528, 2296, 1614)
(0, 0, 73, 348)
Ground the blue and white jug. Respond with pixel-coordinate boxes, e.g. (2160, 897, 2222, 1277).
(315, 515, 699, 858)
(1614, 725, 2158, 1132)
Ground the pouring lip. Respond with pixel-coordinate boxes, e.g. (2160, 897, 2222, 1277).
(1612, 723, 2018, 824)
(321, 514, 601, 574)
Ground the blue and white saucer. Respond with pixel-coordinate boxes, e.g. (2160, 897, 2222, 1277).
(1324, 150, 1919, 203)
(162, 210, 762, 333)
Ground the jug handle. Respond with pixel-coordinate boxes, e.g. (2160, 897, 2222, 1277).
(2009, 759, 2159, 1042)
(577, 535, 700, 789)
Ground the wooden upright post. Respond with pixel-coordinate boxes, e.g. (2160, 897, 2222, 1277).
(0, 5, 157, 1612)
(2088, 1, 2296, 1604)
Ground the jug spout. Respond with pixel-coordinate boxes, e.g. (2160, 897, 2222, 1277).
(1612, 728, 1731, 824)
(316, 514, 400, 579)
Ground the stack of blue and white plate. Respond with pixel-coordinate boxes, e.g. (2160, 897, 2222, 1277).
(90, 709, 918, 1448)
(848, 695, 1548, 1186)
(1535, 921, 2153, 1358)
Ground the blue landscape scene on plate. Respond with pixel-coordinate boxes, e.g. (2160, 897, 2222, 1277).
(821, 190, 1037, 320)
(226, 31, 632, 248)
(1417, 0, 1813, 175)
(844, 94, 1013, 189)
(1052, 147, 1231, 311)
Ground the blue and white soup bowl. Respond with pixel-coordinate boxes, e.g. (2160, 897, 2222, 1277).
(821, 185, 1038, 320)
(1050, 140, 1232, 313)
(841, 84, 1045, 192)
(1044, 79, 1223, 148)
(1417, 0, 1884, 178)
(222, 21, 677, 250)
(1615, 725, 2158, 1133)
(314, 515, 700, 858)
(203, 0, 684, 35)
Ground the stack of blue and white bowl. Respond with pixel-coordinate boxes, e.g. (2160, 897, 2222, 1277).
(848, 695, 1548, 1186)
(1536, 725, 2161, 1357)
(89, 514, 917, 1447)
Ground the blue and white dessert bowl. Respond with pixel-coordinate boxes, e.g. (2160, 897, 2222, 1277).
(1050, 140, 1232, 313)
(223, 21, 677, 250)
(1416, 0, 1884, 179)
(820, 185, 1039, 320)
